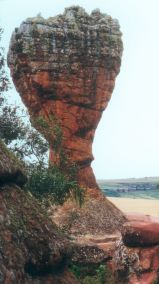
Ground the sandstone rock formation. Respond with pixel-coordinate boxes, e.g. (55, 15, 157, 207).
(7, 6, 123, 191)
(0, 140, 79, 283)
(52, 195, 126, 235)
(110, 213, 159, 283)
(112, 239, 159, 284)
(122, 213, 159, 247)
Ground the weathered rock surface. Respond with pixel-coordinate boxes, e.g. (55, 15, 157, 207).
(122, 213, 159, 247)
(68, 212, 159, 283)
(52, 196, 126, 235)
(112, 239, 159, 284)
(0, 140, 79, 283)
(108, 213, 159, 283)
(72, 244, 112, 264)
(7, 6, 123, 191)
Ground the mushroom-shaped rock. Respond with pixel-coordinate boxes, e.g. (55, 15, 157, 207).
(7, 6, 123, 191)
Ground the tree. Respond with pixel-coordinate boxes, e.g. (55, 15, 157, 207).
(0, 99, 49, 164)
(0, 28, 9, 96)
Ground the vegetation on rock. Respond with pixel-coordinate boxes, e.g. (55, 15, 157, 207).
(69, 263, 114, 284)
(0, 28, 9, 95)
(25, 163, 84, 207)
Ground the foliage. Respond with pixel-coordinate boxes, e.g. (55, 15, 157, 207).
(25, 163, 84, 207)
(0, 103, 26, 144)
(69, 263, 114, 284)
(0, 102, 49, 163)
(0, 28, 10, 96)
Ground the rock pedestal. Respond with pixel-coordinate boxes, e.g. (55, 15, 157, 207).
(7, 6, 123, 191)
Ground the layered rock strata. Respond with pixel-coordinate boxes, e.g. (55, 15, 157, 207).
(7, 6, 123, 190)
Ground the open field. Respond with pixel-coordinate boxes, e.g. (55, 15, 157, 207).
(98, 178, 159, 199)
(108, 197, 159, 216)
(98, 177, 159, 184)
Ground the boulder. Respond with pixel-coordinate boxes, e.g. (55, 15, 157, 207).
(122, 213, 159, 247)
(112, 239, 159, 284)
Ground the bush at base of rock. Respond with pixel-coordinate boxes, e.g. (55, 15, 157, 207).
(25, 163, 84, 207)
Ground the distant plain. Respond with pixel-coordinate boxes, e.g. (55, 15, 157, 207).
(98, 177, 159, 199)
(98, 177, 159, 215)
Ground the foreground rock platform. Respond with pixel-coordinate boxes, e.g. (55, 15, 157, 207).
(7, 6, 123, 191)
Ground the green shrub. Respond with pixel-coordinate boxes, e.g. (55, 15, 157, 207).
(152, 278, 159, 284)
(25, 163, 84, 207)
(82, 276, 101, 284)
(96, 264, 107, 284)
(69, 263, 114, 284)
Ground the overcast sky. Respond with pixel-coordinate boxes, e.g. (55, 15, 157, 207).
(1, 0, 159, 179)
